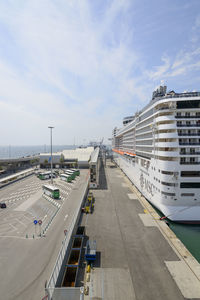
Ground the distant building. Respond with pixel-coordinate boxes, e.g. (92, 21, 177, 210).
(39, 147, 97, 169)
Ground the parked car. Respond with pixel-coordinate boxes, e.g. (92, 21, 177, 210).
(0, 203, 7, 209)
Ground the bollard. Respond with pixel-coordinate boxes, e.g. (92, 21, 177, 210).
(26, 234, 28, 239)
(80, 287, 84, 300)
(87, 265, 91, 273)
(33, 234, 35, 239)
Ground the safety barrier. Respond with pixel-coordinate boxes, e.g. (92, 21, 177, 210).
(45, 177, 89, 299)
(0, 168, 34, 189)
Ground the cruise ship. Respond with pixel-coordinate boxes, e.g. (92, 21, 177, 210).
(112, 86, 200, 223)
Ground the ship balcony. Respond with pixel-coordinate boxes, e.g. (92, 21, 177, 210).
(136, 150, 152, 157)
(154, 150, 178, 157)
(180, 163, 200, 171)
(156, 124, 177, 130)
(180, 152, 200, 155)
(136, 123, 153, 132)
(154, 107, 175, 113)
(151, 159, 179, 171)
(136, 144, 152, 148)
(177, 124, 200, 127)
(154, 115, 175, 122)
(180, 161, 200, 165)
(154, 132, 178, 139)
(135, 129, 152, 136)
(175, 115, 200, 119)
(136, 137, 152, 142)
(179, 142, 200, 146)
(154, 142, 178, 148)
(178, 133, 200, 136)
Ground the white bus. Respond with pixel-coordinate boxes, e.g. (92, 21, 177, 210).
(43, 185, 60, 199)
(64, 170, 76, 180)
(71, 169, 80, 176)
(38, 171, 56, 180)
(60, 174, 72, 183)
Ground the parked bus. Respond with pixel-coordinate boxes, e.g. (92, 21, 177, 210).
(71, 169, 80, 176)
(60, 173, 72, 183)
(64, 170, 76, 180)
(43, 185, 60, 199)
(38, 171, 56, 180)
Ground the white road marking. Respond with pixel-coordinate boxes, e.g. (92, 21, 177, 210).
(138, 214, 157, 227)
(64, 214, 68, 221)
(122, 182, 129, 187)
(43, 214, 48, 222)
(9, 223, 18, 231)
(17, 219, 27, 227)
(127, 193, 138, 200)
(165, 261, 200, 298)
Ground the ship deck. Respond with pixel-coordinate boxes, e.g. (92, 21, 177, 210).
(81, 158, 200, 300)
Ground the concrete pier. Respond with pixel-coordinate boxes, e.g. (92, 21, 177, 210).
(82, 160, 200, 300)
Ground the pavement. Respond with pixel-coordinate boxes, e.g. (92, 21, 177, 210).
(0, 170, 89, 300)
(82, 159, 200, 300)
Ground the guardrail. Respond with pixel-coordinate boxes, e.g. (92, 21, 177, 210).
(45, 176, 89, 300)
(0, 168, 35, 189)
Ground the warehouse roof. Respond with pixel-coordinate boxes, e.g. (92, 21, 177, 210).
(62, 147, 94, 162)
(90, 147, 100, 164)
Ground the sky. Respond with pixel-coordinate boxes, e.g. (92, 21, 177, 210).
(0, 0, 200, 146)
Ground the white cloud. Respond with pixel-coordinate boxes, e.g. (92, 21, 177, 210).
(145, 55, 170, 80)
(0, 0, 200, 146)
(0, 0, 140, 144)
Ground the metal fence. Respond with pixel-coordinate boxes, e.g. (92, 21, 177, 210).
(46, 178, 89, 299)
(46, 288, 84, 300)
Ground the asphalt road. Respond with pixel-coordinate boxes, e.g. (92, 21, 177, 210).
(0, 170, 89, 300)
(82, 160, 198, 300)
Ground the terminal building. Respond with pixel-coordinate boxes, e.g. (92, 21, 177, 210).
(39, 147, 100, 188)
(89, 147, 100, 188)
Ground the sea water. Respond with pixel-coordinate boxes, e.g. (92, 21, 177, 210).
(0, 145, 75, 159)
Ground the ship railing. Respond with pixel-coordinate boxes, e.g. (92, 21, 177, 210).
(179, 142, 200, 145)
(177, 124, 200, 127)
(154, 92, 200, 102)
(175, 115, 200, 119)
(180, 152, 200, 155)
(180, 161, 200, 165)
(178, 133, 200, 136)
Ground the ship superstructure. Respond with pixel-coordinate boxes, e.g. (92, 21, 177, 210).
(112, 86, 200, 222)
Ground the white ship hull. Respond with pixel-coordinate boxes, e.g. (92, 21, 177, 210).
(112, 86, 200, 223)
(114, 153, 200, 223)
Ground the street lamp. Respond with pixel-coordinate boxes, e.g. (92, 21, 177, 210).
(48, 126, 54, 185)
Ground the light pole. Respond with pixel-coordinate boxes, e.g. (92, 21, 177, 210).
(48, 126, 54, 185)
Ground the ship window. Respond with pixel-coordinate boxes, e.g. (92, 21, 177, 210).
(161, 181, 177, 187)
(177, 100, 200, 109)
(181, 171, 200, 177)
(180, 182, 200, 188)
(161, 191, 176, 196)
(181, 193, 195, 196)
(161, 170, 178, 175)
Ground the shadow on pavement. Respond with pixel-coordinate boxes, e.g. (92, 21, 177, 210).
(92, 251, 101, 268)
(98, 158, 108, 190)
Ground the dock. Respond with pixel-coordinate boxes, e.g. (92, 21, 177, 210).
(81, 159, 200, 300)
